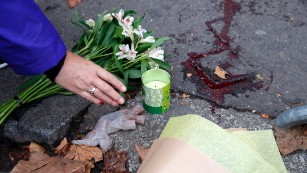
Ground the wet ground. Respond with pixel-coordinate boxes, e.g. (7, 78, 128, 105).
(0, 0, 307, 172)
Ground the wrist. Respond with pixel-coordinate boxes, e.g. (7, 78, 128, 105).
(44, 52, 67, 82)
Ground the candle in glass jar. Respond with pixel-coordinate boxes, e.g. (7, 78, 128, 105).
(145, 81, 166, 89)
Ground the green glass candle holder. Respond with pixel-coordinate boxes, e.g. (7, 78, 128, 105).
(142, 69, 171, 114)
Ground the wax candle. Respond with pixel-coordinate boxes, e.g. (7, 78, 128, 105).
(145, 81, 167, 89)
(142, 69, 171, 114)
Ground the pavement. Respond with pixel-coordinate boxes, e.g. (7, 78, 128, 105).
(0, 0, 307, 172)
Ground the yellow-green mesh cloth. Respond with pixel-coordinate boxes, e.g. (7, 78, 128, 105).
(160, 114, 287, 173)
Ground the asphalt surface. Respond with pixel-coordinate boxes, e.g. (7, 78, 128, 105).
(0, 0, 307, 172)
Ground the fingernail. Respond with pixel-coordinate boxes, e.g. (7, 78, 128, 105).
(99, 101, 104, 105)
(119, 97, 125, 104)
(121, 86, 127, 92)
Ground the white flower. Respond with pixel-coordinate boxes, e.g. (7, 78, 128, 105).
(140, 36, 155, 43)
(122, 27, 134, 39)
(123, 16, 134, 28)
(134, 25, 147, 38)
(127, 43, 137, 60)
(112, 9, 125, 26)
(149, 47, 164, 61)
(85, 19, 95, 27)
(103, 13, 113, 22)
(116, 44, 138, 60)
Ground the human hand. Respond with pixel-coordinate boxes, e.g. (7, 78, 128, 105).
(67, 0, 81, 8)
(55, 51, 127, 106)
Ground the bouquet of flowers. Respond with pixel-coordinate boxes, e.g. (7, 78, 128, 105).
(0, 9, 171, 125)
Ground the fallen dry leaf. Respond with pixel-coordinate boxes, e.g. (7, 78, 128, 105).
(182, 93, 191, 98)
(11, 152, 85, 173)
(186, 73, 192, 77)
(54, 138, 69, 154)
(261, 113, 270, 119)
(135, 144, 150, 163)
(28, 142, 45, 154)
(256, 74, 264, 80)
(273, 125, 307, 155)
(103, 146, 129, 173)
(276, 92, 282, 98)
(55, 138, 103, 173)
(214, 66, 228, 79)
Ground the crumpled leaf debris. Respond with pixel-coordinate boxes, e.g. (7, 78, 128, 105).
(103, 146, 129, 173)
(73, 104, 145, 151)
(11, 151, 85, 173)
(274, 125, 307, 155)
(55, 138, 103, 172)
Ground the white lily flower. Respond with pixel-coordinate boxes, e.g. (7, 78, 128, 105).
(116, 44, 129, 60)
(140, 36, 155, 43)
(103, 13, 113, 22)
(149, 47, 164, 61)
(133, 25, 147, 38)
(123, 16, 134, 28)
(85, 19, 95, 27)
(112, 9, 125, 26)
(122, 27, 134, 39)
(127, 44, 137, 60)
(115, 44, 138, 60)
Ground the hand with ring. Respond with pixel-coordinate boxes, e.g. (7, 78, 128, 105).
(54, 51, 127, 106)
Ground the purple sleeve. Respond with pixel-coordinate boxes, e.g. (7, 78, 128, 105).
(0, 0, 66, 75)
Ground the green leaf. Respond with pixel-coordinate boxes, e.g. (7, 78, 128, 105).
(84, 35, 89, 45)
(124, 10, 137, 17)
(75, 11, 91, 30)
(128, 69, 142, 79)
(151, 58, 171, 71)
(97, 22, 110, 46)
(18, 75, 44, 92)
(143, 31, 153, 38)
(133, 13, 145, 28)
(101, 22, 116, 46)
(116, 59, 125, 74)
(114, 26, 124, 41)
(94, 12, 104, 33)
(137, 43, 152, 52)
(124, 70, 129, 84)
(151, 37, 170, 49)
(114, 74, 128, 86)
(141, 59, 148, 75)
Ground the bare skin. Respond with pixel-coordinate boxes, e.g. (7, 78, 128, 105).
(55, 51, 126, 106)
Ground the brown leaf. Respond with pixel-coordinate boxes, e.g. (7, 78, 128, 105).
(54, 138, 69, 154)
(29, 142, 45, 153)
(214, 66, 228, 79)
(182, 93, 190, 98)
(64, 145, 102, 163)
(135, 144, 150, 163)
(103, 146, 129, 173)
(186, 73, 192, 77)
(273, 125, 307, 155)
(261, 113, 270, 119)
(11, 152, 85, 173)
(55, 138, 103, 173)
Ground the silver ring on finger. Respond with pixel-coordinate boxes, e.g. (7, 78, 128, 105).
(88, 86, 96, 95)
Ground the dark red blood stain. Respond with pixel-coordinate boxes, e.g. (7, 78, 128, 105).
(181, 0, 263, 106)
